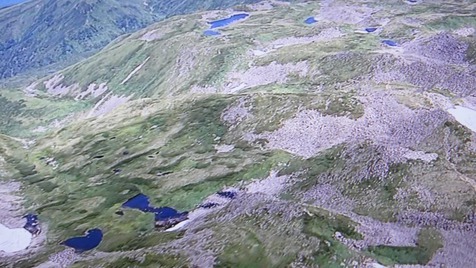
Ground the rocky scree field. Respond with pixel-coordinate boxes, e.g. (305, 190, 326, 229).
(1, 0, 476, 267)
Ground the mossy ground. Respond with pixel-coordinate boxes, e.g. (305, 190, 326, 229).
(1, 0, 475, 267)
(368, 228, 443, 265)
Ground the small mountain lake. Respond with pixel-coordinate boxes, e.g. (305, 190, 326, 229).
(208, 13, 249, 29)
(382, 39, 398, 46)
(122, 193, 188, 224)
(61, 229, 103, 252)
(23, 214, 41, 235)
(304, 17, 317, 24)
(365, 27, 378, 33)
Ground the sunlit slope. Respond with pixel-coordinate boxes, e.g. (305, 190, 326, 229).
(4, 0, 474, 138)
(0, 0, 267, 80)
(28, 0, 476, 99)
(2, 0, 476, 267)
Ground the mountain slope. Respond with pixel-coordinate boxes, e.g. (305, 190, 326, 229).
(0, 0, 265, 80)
(1, 0, 476, 267)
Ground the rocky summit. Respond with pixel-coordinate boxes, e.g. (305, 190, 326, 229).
(0, 0, 476, 267)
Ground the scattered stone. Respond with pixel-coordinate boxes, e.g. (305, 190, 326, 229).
(214, 144, 235, 153)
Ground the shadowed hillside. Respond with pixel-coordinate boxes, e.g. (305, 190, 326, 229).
(0, 0, 267, 80)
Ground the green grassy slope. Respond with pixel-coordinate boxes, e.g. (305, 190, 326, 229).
(1, 0, 476, 267)
(0, 0, 269, 81)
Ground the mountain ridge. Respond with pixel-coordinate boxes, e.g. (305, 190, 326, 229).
(0, 0, 476, 267)
(0, 0, 268, 80)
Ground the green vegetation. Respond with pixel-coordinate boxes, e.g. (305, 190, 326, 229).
(3, 1, 476, 267)
(216, 231, 274, 268)
(426, 15, 476, 31)
(369, 228, 443, 265)
(0, 95, 26, 133)
(302, 207, 363, 267)
(0, 0, 271, 81)
(72, 253, 188, 268)
(303, 208, 363, 241)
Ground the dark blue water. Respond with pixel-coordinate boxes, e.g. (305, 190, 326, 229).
(122, 193, 188, 222)
(217, 191, 237, 199)
(208, 13, 249, 29)
(204, 30, 221, 36)
(23, 214, 41, 235)
(0, 0, 27, 8)
(200, 202, 219, 209)
(62, 229, 103, 252)
(304, 17, 317, 24)
(365, 27, 378, 33)
(122, 193, 151, 211)
(382, 39, 398, 46)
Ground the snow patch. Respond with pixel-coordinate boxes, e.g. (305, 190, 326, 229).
(0, 224, 32, 253)
(121, 57, 150, 85)
(448, 106, 476, 133)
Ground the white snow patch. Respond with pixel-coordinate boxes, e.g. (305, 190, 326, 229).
(121, 57, 150, 85)
(448, 106, 476, 132)
(165, 192, 235, 232)
(0, 224, 32, 253)
(165, 208, 209, 232)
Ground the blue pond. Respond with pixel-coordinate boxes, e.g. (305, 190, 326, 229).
(23, 213, 41, 235)
(304, 17, 317, 24)
(203, 30, 221, 36)
(200, 202, 219, 209)
(62, 229, 103, 252)
(122, 193, 188, 222)
(217, 191, 237, 199)
(365, 27, 378, 33)
(208, 13, 249, 29)
(382, 39, 398, 47)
